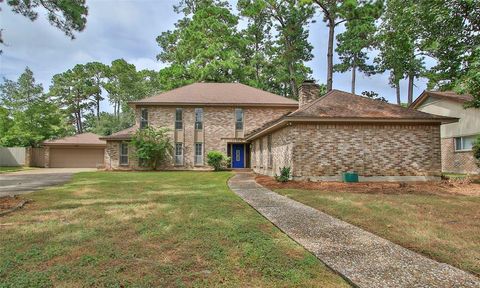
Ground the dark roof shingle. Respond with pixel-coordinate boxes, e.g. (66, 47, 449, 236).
(289, 90, 453, 120)
(44, 132, 106, 146)
(129, 82, 298, 106)
(99, 127, 136, 140)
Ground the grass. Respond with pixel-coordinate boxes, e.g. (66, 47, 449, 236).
(0, 166, 33, 174)
(0, 172, 349, 287)
(274, 188, 480, 276)
(442, 173, 468, 179)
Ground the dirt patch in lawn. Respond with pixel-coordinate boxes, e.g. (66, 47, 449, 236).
(0, 196, 28, 213)
(256, 175, 480, 196)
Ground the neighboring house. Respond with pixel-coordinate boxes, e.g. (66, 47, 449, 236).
(42, 133, 106, 168)
(101, 81, 455, 181)
(411, 91, 480, 174)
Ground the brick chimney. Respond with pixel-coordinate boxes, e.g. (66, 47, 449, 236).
(299, 80, 321, 107)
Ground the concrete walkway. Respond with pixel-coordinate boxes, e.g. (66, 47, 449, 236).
(228, 172, 480, 288)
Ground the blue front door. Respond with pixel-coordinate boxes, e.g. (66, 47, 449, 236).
(232, 144, 245, 168)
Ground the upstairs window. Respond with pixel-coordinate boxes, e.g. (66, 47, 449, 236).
(235, 108, 244, 130)
(140, 108, 148, 128)
(120, 143, 129, 165)
(175, 108, 183, 130)
(195, 108, 203, 130)
(454, 136, 476, 151)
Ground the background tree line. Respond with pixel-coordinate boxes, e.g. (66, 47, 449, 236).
(1, 0, 479, 147)
(0, 60, 161, 146)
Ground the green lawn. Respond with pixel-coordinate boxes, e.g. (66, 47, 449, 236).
(274, 188, 480, 276)
(0, 172, 349, 287)
(0, 166, 32, 174)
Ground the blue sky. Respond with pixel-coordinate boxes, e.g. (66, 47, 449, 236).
(0, 0, 430, 112)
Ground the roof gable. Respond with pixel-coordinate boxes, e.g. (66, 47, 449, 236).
(129, 82, 298, 106)
(410, 91, 474, 109)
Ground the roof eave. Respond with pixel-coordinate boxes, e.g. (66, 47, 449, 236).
(43, 143, 106, 147)
(99, 136, 132, 141)
(127, 101, 298, 107)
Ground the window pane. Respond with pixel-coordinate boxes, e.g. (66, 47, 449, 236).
(175, 108, 183, 129)
(235, 108, 243, 130)
(140, 108, 148, 128)
(455, 137, 462, 151)
(195, 143, 203, 165)
(120, 143, 128, 165)
(176, 108, 183, 121)
(195, 108, 203, 130)
(463, 136, 476, 150)
(175, 143, 183, 165)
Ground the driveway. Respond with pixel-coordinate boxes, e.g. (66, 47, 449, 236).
(0, 168, 96, 197)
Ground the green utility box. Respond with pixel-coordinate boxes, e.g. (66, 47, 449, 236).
(342, 172, 359, 183)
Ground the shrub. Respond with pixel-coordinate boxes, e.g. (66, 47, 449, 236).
(131, 127, 173, 170)
(473, 135, 480, 167)
(207, 151, 230, 171)
(274, 166, 291, 182)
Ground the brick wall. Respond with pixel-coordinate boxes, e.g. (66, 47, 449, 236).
(105, 105, 295, 170)
(253, 123, 442, 180)
(441, 138, 480, 174)
(252, 125, 294, 176)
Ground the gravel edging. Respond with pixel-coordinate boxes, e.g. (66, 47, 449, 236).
(228, 172, 480, 288)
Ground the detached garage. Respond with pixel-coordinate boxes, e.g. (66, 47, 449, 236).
(43, 133, 106, 168)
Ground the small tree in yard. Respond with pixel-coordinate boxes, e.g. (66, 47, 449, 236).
(131, 127, 173, 170)
(473, 136, 480, 168)
(207, 151, 230, 171)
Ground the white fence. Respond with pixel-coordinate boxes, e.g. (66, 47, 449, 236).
(0, 147, 26, 166)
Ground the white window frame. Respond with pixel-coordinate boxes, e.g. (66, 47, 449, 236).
(140, 108, 148, 129)
(175, 108, 183, 130)
(195, 108, 203, 130)
(267, 134, 273, 168)
(235, 108, 244, 131)
(454, 135, 477, 152)
(175, 143, 183, 165)
(259, 139, 263, 168)
(120, 142, 129, 166)
(195, 142, 203, 165)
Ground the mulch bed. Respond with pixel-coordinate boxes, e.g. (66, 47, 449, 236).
(256, 175, 480, 196)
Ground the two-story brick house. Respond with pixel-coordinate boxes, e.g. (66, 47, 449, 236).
(101, 83, 297, 170)
(102, 81, 456, 181)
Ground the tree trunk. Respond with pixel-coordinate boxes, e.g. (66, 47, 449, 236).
(395, 81, 401, 105)
(288, 63, 298, 99)
(326, 19, 335, 91)
(407, 73, 414, 105)
(96, 95, 100, 119)
(78, 110, 83, 133)
(351, 64, 356, 94)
